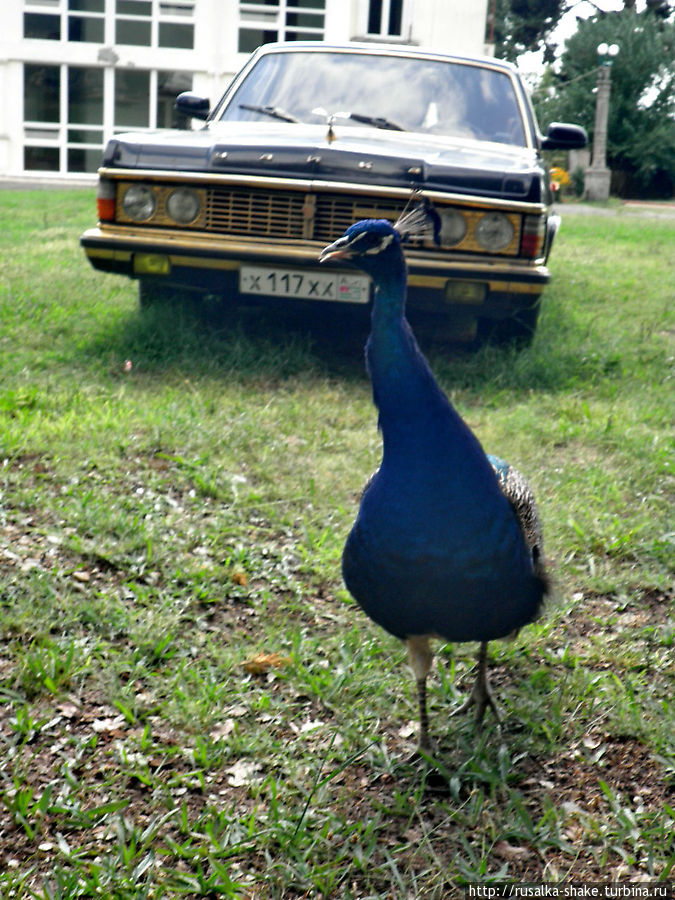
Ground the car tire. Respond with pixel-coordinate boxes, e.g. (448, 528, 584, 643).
(138, 279, 206, 308)
(139, 279, 179, 307)
(477, 301, 541, 346)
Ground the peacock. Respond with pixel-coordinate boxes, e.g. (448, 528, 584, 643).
(319, 202, 548, 751)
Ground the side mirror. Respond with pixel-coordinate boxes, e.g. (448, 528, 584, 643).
(175, 92, 211, 120)
(541, 122, 587, 151)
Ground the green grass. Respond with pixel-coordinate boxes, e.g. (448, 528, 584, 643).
(0, 189, 673, 897)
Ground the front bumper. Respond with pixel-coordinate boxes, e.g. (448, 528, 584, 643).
(80, 225, 549, 321)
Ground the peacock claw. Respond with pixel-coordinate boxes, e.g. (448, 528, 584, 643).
(451, 642, 502, 728)
(451, 683, 502, 728)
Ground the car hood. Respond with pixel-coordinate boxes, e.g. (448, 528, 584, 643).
(103, 122, 545, 203)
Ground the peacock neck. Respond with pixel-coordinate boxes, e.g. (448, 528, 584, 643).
(366, 258, 449, 442)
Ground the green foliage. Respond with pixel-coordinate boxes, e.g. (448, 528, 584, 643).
(490, 0, 566, 62)
(534, 8, 675, 196)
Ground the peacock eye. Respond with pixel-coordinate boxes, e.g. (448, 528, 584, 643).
(349, 231, 381, 253)
(352, 230, 394, 255)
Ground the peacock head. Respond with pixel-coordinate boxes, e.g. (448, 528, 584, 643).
(318, 219, 401, 278)
(318, 197, 441, 280)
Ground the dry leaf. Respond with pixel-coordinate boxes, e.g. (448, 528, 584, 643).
(57, 701, 80, 719)
(290, 718, 325, 736)
(398, 722, 417, 739)
(242, 652, 291, 675)
(225, 760, 262, 787)
(210, 719, 236, 741)
(494, 840, 531, 861)
(92, 714, 127, 733)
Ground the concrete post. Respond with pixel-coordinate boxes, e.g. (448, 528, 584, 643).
(584, 64, 612, 201)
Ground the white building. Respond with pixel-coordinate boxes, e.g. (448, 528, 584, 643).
(0, 0, 489, 180)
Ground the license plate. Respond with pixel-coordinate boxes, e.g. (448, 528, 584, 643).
(239, 265, 370, 304)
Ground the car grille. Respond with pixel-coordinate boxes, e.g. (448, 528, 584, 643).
(312, 196, 405, 242)
(205, 187, 307, 238)
(204, 187, 406, 243)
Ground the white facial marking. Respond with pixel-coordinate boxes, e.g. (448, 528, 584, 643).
(364, 233, 394, 255)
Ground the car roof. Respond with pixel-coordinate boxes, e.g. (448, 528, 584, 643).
(248, 41, 519, 75)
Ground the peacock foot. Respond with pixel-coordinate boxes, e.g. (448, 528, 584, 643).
(451, 677, 502, 728)
(451, 642, 502, 729)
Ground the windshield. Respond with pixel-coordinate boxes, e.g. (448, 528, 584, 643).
(218, 50, 528, 147)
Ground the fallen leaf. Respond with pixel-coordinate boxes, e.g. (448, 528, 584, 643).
(494, 840, 531, 861)
(398, 722, 417, 739)
(291, 718, 324, 735)
(225, 760, 262, 788)
(210, 719, 236, 741)
(92, 714, 127, 733)
(57, 701, 80, 719)
(242, 652, 291, 675)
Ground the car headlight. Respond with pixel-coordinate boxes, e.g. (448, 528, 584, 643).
(475, 212, 514, 251)
(439, 209, 467, 246)
(121, 184, 156, 222)
(166, 188, 201, 225)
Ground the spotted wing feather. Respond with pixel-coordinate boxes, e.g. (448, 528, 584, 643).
(489, 456, 547, 583)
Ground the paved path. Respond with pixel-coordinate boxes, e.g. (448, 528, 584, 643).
(557, 201, 675, 218)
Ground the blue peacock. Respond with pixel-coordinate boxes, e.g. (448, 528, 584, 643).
(319, 202, 549, 751)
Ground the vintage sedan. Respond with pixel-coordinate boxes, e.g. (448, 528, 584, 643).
(80, 41, 586, 343)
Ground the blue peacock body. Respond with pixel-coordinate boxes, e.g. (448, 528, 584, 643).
(320, 214, 547, 749)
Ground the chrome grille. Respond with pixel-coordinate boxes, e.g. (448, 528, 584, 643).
(202, 187, 406, 242)
(200, 187, 519, 255)
(205, 187, 306, 238)
(313, 196, 404, 242)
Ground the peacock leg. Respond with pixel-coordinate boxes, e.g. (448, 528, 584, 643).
(406, 636, 434, 751)
(451, 641, 501, 727)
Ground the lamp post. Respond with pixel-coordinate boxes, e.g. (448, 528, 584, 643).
(584, 42, 619, 201)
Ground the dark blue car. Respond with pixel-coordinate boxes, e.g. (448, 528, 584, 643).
(81, 41, 585, 344)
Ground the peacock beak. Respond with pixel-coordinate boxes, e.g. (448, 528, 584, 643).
(318, 235, 353, 263)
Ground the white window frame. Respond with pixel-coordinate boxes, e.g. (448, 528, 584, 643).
(23, 0, 196, 49)
(238, 0, 326, 46)
(23, 63, 194, 174)
(23, 0, 107, 43)
(362, 0, 409, 40)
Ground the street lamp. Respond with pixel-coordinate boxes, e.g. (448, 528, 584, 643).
(584, 42, 619, 201)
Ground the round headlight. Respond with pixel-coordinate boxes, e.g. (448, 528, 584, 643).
(475, 212, 514, 251)
(121, 184, 156, 222)
(166, 188, 201, 225)
(121, 184, 156, 221)
(439, 209, 467, 246)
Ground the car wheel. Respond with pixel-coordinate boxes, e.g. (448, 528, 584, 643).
(138, 279, 185, 307)
(477, 302, 541, 346)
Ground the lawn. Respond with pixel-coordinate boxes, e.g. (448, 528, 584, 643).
(0, 189, 673, 897)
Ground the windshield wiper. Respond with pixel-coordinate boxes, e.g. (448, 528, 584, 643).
(239, 103, 299, 124)
(347, 112, 406, 132)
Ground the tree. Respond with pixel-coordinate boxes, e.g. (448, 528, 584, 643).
(490, 0, 674, 62)
(489, 0, 567, 62)
(532, 8, 675, 197)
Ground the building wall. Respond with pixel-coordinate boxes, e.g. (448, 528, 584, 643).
(0, 0, 489, 180)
